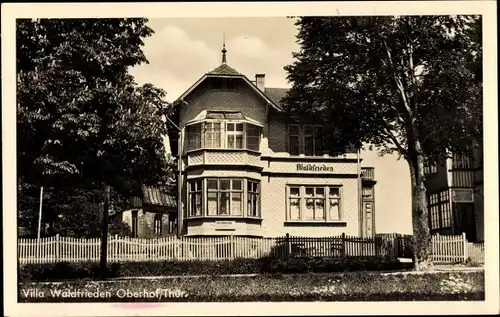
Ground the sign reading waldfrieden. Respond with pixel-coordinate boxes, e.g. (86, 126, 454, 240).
(296, 163, 334, 172)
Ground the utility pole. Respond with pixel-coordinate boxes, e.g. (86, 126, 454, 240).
(36, 186, 44, 259)
(99, 185, 111, 278)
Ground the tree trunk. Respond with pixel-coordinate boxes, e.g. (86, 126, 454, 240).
(408, 152, 432, 271)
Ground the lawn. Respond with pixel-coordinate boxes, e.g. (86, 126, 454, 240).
(18, 271, 484, 302)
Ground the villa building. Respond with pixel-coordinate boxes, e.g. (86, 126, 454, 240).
(123, 44, 377, 238)
(424, 143, 484, 242)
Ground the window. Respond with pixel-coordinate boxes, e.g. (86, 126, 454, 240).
(288, 124, 324, 156)
(288, 125, 300, 155)
(428, 190, 451, 230)
(453, 151, 473, 169)
(329, 187, 341, 221)
(287, 186, 342, 222)
(247, 180, 260, 217)
(246, 124, 260, 151)
(187, 123, 202, 151)
(304, 187, 325, 220)
(185, 120, 261, 152)
(289, 187, 301, 220)
(362, 186, 373, 199)
(424, 156, 437, 175)
(227, 123, 244, 149)
(188, 179, 203, 217)
(204, 122, 222, 148)
(207, 179, 243, 216)
(154, 213, 163, 235)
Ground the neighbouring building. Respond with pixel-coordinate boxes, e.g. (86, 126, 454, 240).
(120, 186, 177, 237)
(124, 44, 377, 238)
(424, 143, 484, 242)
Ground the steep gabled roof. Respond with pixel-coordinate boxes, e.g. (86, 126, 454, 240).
(264, 88, 289, 107)
(208, 63, 241, 76)
(176, 42, 284, 112)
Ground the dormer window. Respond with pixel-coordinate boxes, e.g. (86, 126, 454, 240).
(185, 111, 262, 152)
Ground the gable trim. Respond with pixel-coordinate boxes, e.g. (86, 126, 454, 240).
(177, 73, 283, 112)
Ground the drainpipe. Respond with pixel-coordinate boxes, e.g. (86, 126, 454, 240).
(177, 131, 183, 238)
(165, 112, 183, 238)
(357, 148, 363, 237)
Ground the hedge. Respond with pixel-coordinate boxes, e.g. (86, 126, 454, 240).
(19, 257, 413, 282)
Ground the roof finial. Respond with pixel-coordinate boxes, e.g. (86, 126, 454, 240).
(221, 31, 227, 64)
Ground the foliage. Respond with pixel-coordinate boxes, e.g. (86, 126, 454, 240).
(16, 18, 175, 236)
(283, 16, 482, 270)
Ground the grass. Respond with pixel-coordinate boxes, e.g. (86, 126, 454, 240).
(18, 271, 484, 302)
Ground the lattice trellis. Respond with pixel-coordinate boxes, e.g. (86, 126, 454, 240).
(188, 152, 203, 165)
(205, 151, 243, 164)
(247, 152, 262, 166)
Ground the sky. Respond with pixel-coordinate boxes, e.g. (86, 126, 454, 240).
(129, 17, 413, 234)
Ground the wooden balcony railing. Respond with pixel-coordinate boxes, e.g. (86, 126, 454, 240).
(361, 167, 375, 180)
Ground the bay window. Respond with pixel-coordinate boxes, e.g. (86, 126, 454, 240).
(185, 119, 261, 152)
(188, 178, 260, 218)
(287, 185, 342, 222)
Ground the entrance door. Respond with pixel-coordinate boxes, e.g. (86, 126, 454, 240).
(363, 201, 374, 237)
(453, 203, 477, 242)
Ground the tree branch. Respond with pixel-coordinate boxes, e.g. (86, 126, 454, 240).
(407, 18, 419, 112)
(383, 40, 414, 121)
(381, 120, 409, 157)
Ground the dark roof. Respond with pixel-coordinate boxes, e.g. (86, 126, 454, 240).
(142, 186, 176, 208)
(207, 63, 241, 76)
(206, 111, 245, 120)
(264, 88, 289, 107)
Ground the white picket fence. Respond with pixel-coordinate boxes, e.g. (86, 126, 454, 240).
(18, 235, 279, 264)
(18, 233, 484, 265)
(430, 233, 484, 264)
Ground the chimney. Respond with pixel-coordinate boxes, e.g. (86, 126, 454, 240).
(255, 74, 265, 92)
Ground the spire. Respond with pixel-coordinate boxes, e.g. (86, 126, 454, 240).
(221, 32, 227, 64)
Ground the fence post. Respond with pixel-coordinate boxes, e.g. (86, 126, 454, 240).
(55, 234, 60, 262)
(393, 234, 399, 259)
(462, 232, 468, 263)
(285, 233, 291, 258)
(375, 236, 381, 257)
(230, 234, 234, 260)
(341, 233, 346, 257)
(113, 234, 118, 262)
